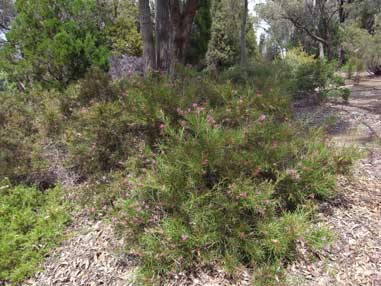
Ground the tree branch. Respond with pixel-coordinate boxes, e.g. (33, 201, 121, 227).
(282, 14, 327, 44)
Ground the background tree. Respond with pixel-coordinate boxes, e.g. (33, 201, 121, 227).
(259, 0, 342, 59)
(240, 0, 248, 65)
(258, 33, 266, 56)
(207, 0, 257, 70)
(100, 0, 142, 56)
(185, 0, 212, 66)
(0, 0, 15, 47)
(138, 0, 198, 74)
(1, 0, 109, 88)
(0, 0, 14, 31)
(138, 0, 155, 72)
(346, 0, 381, 33)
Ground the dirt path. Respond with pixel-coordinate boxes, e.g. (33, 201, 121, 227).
(288, 76, 381, 286)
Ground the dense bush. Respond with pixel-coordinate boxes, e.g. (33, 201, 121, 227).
(0, 180, 69, 284)
(0, 0, 109, 88)
(0, 86, 67, 186)
(0, 65, 355, 285)
(62, 68, 234, 178)
(220, 61, 287, 92)
(107, 74, 355, 284)
(343, 24, 381, 76)
(285, 48, 338, 100)
(326, 87, 352, 103)
(0, 90, 39, 180)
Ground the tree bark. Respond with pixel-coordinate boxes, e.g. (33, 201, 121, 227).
(169, 0, 198, 72)
(319, 42, 325, 59)
(240, 0, 248, 65)
(155, 0, 171, 72)
(138, 0, 198, 75)
(138, 0, 156, 74)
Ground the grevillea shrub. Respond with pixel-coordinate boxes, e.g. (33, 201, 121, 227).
(112, 74, 356, 284)
(0, 63, 356, 284)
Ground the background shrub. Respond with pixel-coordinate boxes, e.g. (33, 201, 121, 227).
(1, 0, 109, 88)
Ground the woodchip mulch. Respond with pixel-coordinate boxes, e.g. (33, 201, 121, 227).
(24, 215, 136, 286)
(287, 77, 381, 286)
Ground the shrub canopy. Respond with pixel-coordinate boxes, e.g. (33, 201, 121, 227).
(1, 0, 109, 88)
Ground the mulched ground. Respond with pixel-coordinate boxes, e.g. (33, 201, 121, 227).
(24, 215, 137, 286)
(24, 76, 381, 286)
(287, 75, 381, 286)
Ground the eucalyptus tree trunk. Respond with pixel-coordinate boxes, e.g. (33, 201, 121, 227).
(240, 0, 248, 65)
(155, 0, 171, 71)
(319, 42, 325, 59)
(168, 0, 198, 73)
(313, 0, 325, 59)
(138, 0, 198, 75)
(138, 0, 156, 73)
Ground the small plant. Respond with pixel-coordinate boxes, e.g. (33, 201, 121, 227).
(341, 88, 351, 103)
(326, 88, 351, 103)
(0, 180, 70, 284)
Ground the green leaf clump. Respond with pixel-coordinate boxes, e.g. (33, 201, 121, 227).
(0, 180, 70, 285)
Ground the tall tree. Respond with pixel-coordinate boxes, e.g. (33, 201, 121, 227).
(240, 0, 248, 65)
(185, 0, 212, 65)
(138, 0, 199, 74)
(168, 0, 198, 72)
(138, 0, 156, 73)
(0, 0, 14, 31)
(259, 0, 341, 59)
(155, 0, 170, 71)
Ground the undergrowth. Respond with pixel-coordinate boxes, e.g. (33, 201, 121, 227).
(0, 62, 357, 285)
(0, 180, 70, 285)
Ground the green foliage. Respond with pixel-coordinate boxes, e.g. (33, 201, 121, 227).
(1, 0, 109, 88)
(107, 74, 354, 284)
(0, 64, 356, 285)
(0, 180, 69, 284)
(343, 24, 381, 75)
(186, 0, 212, 66)
(326, 88, 351, 103)
(206, 0, 257, 70)
(102, 0, 142, 56)
(285, 48, 338, 99)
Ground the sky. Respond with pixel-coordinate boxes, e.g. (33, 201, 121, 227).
(249, 0, 269, 42)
